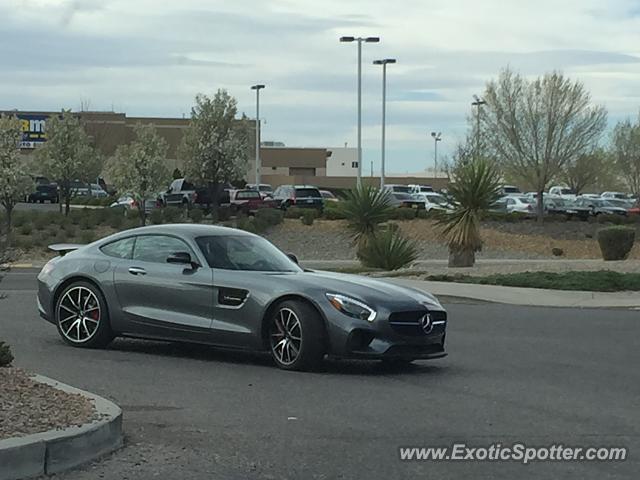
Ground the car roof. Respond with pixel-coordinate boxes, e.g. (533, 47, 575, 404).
(106, 224, 254, 241)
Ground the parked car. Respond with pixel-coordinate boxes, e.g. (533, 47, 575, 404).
(409, 184, 434, 194)
(548, 186, 577, 201)
(499, 185, 521, 196)
(414, 192, 453, 212)
(272, 185, 324, 210)
(230, 189, 278, 214)
(161, 178, 224, 208)
(388, 192, 424, 209)
(37, 224, 447, 370)
(384, 184, 414, 195)
(245, 183, 274, 198)
(319, 190, 339, 202)
(573, 197, 628, 216)
(110, 196, 160, 215)
(70, 182, 108, 198)
(503, 196, 535, 215)
(27, 183, 59, 203)
(629, 200, 640, 215)
(578, 193, 601, 199)
(604, 198, 636, 211)
(600, 191, 631, 201)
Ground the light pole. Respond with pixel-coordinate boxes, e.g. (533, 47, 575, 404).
(471, 95, 486, 160)
(340, 35, 380, 188)
(251, 84, 265, 187)
(373, 58, 396, 189)
(430, 132, 442, 178)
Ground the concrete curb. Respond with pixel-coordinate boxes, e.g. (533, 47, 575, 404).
(0, 375, 123, 480)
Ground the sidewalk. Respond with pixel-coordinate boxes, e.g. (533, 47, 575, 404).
(386, 277, 640, 309)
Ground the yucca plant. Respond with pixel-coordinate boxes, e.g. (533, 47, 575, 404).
(357, 228, 418, 270)
(438, 158, 502, 267)
(338, 185, 394, 246)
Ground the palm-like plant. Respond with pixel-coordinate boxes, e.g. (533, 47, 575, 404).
(338, 185, 394, 246)
(357, 228, 419, 270)
(438, 158, 502, 267)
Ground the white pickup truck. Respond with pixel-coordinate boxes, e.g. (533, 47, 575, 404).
(548, 186, 577, 201)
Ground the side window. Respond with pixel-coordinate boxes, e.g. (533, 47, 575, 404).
(100, 237, 135, 259)
(133, 235, 195, 264)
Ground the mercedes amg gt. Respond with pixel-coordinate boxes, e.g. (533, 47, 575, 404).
(37, 224, 447, 370)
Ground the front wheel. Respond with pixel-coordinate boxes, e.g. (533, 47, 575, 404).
(55, 281, 114, 348)
(268, 300, 326, 371)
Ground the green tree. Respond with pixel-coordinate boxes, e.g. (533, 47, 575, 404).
(482, 68, 607, 221)
(611, 115, 640, 196)
(438, 157, 502, 267)
(105, 123, 170, 226)
(180, 90, 250, 209)
(37, 110, 101, 215)
(0, 114, 31, 234)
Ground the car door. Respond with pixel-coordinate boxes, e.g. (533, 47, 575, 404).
(113, 234, 214, 341)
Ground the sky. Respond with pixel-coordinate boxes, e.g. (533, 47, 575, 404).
(1, 0, 640, 174)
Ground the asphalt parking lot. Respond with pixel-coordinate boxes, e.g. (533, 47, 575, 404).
(1, 269, 638, 479)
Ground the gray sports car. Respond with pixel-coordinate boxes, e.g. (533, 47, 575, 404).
(37, 224, 447, 370)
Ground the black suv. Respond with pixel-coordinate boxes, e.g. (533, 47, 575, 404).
(27, 180, 59, 203)
(272, 185, 324, 210)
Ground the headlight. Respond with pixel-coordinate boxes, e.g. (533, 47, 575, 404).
(326, 293, 376, 322)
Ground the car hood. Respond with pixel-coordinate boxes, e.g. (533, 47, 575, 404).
(266, 270, 443, 310)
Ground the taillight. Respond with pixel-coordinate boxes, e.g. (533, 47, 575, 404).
(132, 200, 138, 208)
(291, 196, 296, 205)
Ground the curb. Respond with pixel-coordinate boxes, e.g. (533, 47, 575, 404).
(0, 375, 123, 480)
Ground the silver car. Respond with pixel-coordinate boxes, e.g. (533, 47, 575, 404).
(37, 225, 447, 371)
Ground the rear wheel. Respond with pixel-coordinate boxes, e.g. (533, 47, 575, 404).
(268, 300, 325, 371)
(55, 281, 114, 348)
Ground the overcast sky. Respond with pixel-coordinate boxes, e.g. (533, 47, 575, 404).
(1, 0, 640, 174)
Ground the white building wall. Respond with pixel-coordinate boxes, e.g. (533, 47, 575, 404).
(326, 147, 358, 177)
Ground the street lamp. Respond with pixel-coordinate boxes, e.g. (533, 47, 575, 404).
(251, 84, 265, 187)
(471, 95, 486, 160)
(430, 132, 442, 178)
(340, 35, 380, 187)
(373, 58, 396, 189)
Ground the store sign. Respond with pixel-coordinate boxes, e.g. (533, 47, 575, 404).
(18, 114, 48, 149)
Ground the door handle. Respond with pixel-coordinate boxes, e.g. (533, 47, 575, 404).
(128, 267, 147, 276)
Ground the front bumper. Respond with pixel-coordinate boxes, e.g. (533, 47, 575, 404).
(324, 306, 447, 360)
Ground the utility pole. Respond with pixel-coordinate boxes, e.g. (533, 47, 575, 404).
(251, 84, 265, 186)
(471, 95, 486, 160)
(430, 132, 442, 177)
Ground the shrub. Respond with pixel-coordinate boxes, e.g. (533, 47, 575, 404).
(109, 214, 124, 229)
(11, 213, 26, 228)
(284, 206, 306, 219)
(163, 207, 183, 223)
(390, 208, 417, 221)
(79, 216, 93, 230)
(15, 235, 33, 250)
(64, 225, 77, 238)
(597, 226, 635, 261)
(339, 186, 394, 245)
(34, 215, 49, 231)
(217, 206, 232, 222)
(19, 223, 33, 235)
(0, 341, 14, 367)
(323, 202, 347, 220)
(236, 216, 257, 233)
(150, 209, 164, 225)
(597, 214, 624, 225)
(255, 208, 284, 227)
(417, 209, 442, 220)
(357, 230, 418, 270)
(301, 209, 316, 225)
(80, 231, 96, 244)
(189, 208, 204, 223)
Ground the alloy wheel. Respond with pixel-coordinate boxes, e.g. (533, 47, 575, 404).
(270, 307, 302, 366)
(57, 286, 101, 343)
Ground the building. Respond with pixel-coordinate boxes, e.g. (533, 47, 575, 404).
(326, 146, 358, 177)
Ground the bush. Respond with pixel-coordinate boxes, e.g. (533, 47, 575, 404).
(357, 230, 418, 271)
(323, 202, 347, 220)
(597, 226, 635, 261)
(163, 207, 183, 223)
(236, 216, 258, 233)
(11, 213, 26, 228)
(339, 186, 394, 245)
(80, 231, 95, 244)
(15, 235, 33, 250)
(150, 209, 164, 225)
(390, 208, 418, 221)
(597, 214, 624, 225)
(79, 215, 93, 230)
(109, 214, 124, 229)
(417, 209, 442, 220)
(34, 215, 49, 231)
(189, 208, 204, 223)
(0, 341, 14, 367)
(19, 223, 33, 235)
(301, 209, 316, 225)
(255, 208, 284, 227)
(284, 206, 306, 219)
(217, 206, 232, 222)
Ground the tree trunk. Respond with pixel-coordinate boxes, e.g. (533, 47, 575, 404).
(448, 249, 475, 267)
(65, 195, 70, 216)
(4, 205, 12, 235)
(139, 202, 146, 226)
(536, 189, 545, 224)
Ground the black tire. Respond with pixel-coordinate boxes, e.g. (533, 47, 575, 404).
(268, 299, 326, 371)
(55, 281, 114, 349)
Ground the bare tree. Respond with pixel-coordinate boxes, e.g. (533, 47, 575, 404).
(482, 69, 607, 221)
(562, 148, 612, 195)
(611, 115, 640, 196)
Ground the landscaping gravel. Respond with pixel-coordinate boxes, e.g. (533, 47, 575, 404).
(0, 368, 97, 440)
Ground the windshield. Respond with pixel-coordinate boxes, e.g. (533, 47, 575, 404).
(561, 188, 575, 195)
(235, 191, 260, 199)
(196, 235, 301, 272)
(391, 186, 412, 193)
(295, 188, 321, 198)
(426, 194, 447, 205)
(419, 186, 433, 192)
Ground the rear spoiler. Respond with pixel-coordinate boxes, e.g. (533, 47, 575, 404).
(48, 244, 84, 257)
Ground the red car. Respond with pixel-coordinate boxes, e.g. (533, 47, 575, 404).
(230, 189, 277, 214)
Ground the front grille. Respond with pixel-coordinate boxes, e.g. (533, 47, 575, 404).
(388, 310, 447, 336)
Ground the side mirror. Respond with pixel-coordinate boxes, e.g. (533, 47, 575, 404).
(167, 251, 199, 269)
(287, 253, 299, 265)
